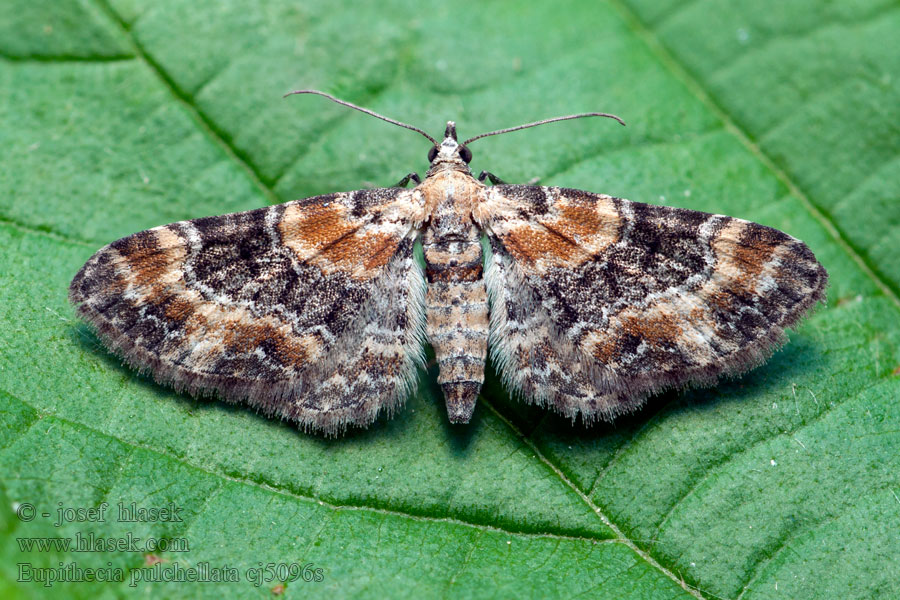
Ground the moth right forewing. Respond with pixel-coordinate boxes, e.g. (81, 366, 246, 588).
(478, 184, 827, 422)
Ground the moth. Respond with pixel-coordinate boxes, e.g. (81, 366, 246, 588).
(70, 90, 828, 435)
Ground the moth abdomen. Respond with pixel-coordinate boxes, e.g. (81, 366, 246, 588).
(423, 234, 488, 424)
(423, 239, 484, 283)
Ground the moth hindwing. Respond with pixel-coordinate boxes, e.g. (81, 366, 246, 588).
(70, 93, 827, 435)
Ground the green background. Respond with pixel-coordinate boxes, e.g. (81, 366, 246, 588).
(2, 0, 898, 598)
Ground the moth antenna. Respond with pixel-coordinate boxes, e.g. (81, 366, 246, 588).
(462, 112, 625, 146)
(284, 89, 438, 146)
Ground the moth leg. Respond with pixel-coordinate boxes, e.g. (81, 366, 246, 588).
(477, 171, 505, 185)
(395, 172, 422, 187)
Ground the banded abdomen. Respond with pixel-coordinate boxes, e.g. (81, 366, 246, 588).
(423, 223, 488, 424)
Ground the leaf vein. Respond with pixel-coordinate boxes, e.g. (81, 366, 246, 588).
(483, 399, 709, 600)
(607, 0, 900, 310)
(1, 390, 626, 545)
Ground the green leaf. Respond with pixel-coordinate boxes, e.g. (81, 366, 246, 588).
(2, 0, 898, 598)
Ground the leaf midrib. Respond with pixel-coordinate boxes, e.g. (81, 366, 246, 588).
(1, 386, 619, 547)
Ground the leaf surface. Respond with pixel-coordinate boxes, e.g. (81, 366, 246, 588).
(2, 0, 898, 598)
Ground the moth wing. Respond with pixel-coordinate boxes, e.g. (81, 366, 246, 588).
(70, 188, 427, 435)
(475, 185, 828, 421)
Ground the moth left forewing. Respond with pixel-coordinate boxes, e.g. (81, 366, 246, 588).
(70, 188, 427, 435)
(477, 184, 828, 422)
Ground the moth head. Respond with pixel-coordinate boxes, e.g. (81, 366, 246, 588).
(428, 121, 472, 164)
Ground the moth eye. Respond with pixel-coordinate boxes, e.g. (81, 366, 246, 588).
(459, 145, 472, 163)
(427, 146, 438, 162)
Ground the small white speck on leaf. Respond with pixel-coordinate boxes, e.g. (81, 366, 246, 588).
(770, 459, 777, 466)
